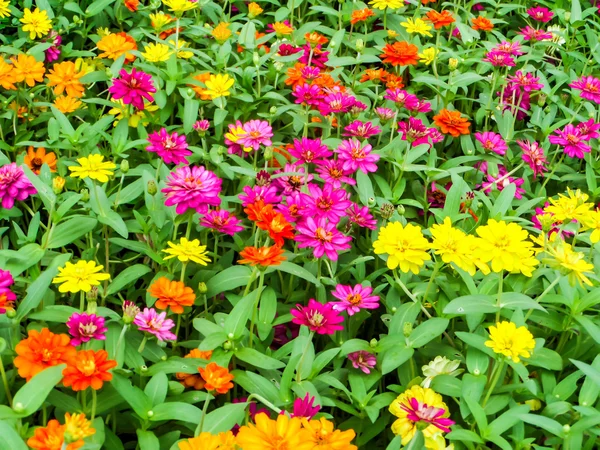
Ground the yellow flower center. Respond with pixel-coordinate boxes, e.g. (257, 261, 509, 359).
(80, 359, 97, 376)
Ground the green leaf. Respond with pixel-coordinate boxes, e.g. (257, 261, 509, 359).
(106, 264, 151, 296)
(22, 166, 56, 212)
(447, 429, 484, 444)
(408, 318, 449, 348)
(455, 332, 495, 357)
(136, 430, 160, 450)
(239, 21, 256, 49)
(183, 98, 199, 134)
(486, 405, 530, 436)
(235, 347, 285, 369)
(98, 210, 129, 239)
(202, 403, 247, 434)
(519, 413, 564, 437)
(570, 0, 582, 22)
(145, 357, 208, 376)
(271, 261, 318, 285)
(575, 315, 600, 344)
(404, 430, 425, 449)
(380, 346, 414, 375)
(206, 266, 253, 297)
(12, 364, 66, 415)
(85, 0, 116, 16)
(499, 292, 546, 312)
(231, 370, 281, 406)
(111, 373, 153, 420)
(571, 359, 600, 386)
(525, 348, 563, 371)
(224, 289, 259, 339)
(356, 171, 374, 206)
(144, 372, 168, 406)
(443, 295, 496, 315)
(47, 217, 97, 249)
(490, 182, 516, 217)
(28, 305, 78, 323)
(149, 402, 202, 423)
(16, 253, 71, 322)
(388, 302, 420, 335)
(0, 421, 27, 450)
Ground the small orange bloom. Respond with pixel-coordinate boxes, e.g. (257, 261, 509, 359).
(97, 32, 137, 63)
(312, 73, 340, 91)
(24, 146, 57, 174)
(14, 328, 76, 381)
(0, 58, 16, 90)
(190, 72, 211, 100)
(425, 10, 455, 29)
(244, 199, 268, 222)
(385, 73, 405, 89)
(433, 109, 471, 137)
(62, 349, 116, 391)
(421, 0, 437, 4)
(305, 32, 328, 46)
(351, 8, 375, 25)
(176, 349, 212, 390)
(160, 27, 181, 40)
(198, 362, 234, 394)
(123, 0, 139, 12)
(11, 53, 45, 87)
(239, 246, 286, 267)
(285, 62, 307, 88)
(360, 68, 388, 83)
(255, 207, 295, 246)
(148, 277, 195, 314)
(0, 293, 14, 314)
(27, 419, 83, 450)
(472, 16, 494, 31)
(380, 41, 419, 67)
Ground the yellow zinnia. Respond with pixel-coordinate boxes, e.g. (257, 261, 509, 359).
(546, 241, 595, 287)
(369, 0, 404, 10)
(419, 47, 438, 65)
(430, 218, 484, 276)
(236, 413, 313, 450)
(373, 222, 431, 273)
(141, 43, 172, 62)
(205, 73, 234, 99)
(162, 0, 197, 14)
(68, 154, 116, 183)
(64, 413, 95, 442)
(20, 8, 52, 39)
(401, 17, 433, 37)
(163, 238, 211, 265)
(0, 0, 10, 18)
(301, 418, 357, 450)
(485, 321, 535, 363)
(178, 431, 236, 450)
(52, 260, 110, 294)
(582, 209, 600, 243)
(212, 22, 232, 43)
(544, 188, 593, 223)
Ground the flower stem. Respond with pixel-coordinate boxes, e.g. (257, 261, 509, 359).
(248, 270, 265, 349)
(246, 393, 282, 414)
(295, 331, 314, 383)
(495, 271, 504, 322)
(0, 356, 13, 407)
(138, 335, 148, 354)
(524, 277, 560, 321)
(91, 389, 97, 422)
(80, 291, 85, 312)
(482, 359, 504, 408)
(195, 394, 212, 436)
(113, 324, 128, 367)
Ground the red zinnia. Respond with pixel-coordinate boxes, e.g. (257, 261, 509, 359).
(380, 41, 419, 67)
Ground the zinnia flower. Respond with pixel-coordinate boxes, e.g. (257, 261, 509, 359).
(163, 238, 211, 266)
(14, 328, 76, 381)
(178, 431, 237, 450)
(471, 15, 493, 31)
(425, 10, 455, 29)
(162, 0, 197, 13)
(237, 120, 273, 151)
(134, 308, 177, 341)
(97, 32, 137, 62)
(68, 154, 116, 183)
(67, 313, 107, 346)
(430, 218, 487, 276)
(0, 162, 37, 209)
(239, 245, 286, 267)
(421, 356, 462, 388)
(146, 128, 191, 165)
(141, 43, 172, 62)
(200, 209, 244, 236)
(301, 418, 358, 450)
(291, 393, 320, 419)
(331, 284, 380, 316)
(518, 140, 548, 178)
(20, 7, 52, 39)
(546, 241, 595, 287)
(54, 95, 82, 113)
(0, 0, 10, 18)
(205, 73, 234, 99)
(109, 68, 156, 110)
(373, 222, 431, 273)
(0, 58, 16, 90)
(175, 349, 213, 390)
(295, 217, 352, 261)
(52, 260, 110, 294)
(46, 61, 85, 98)
(236, 413, 312, 450)
(348, 351, 377, 374)
(369, 0, 404, 10)
(527, 6, 554, 22)
(64, 412, 95, 442)
(289, 137, 332, 164)
(10, 53, 45, 87)
(401, 17, 433, 36)
(485, 321, 535, 363)
(162, 166, 222, 214)
(433, 109, 471, 137)
(149, 277, 195, 314)
(380, 41, 419, 66)
(62, 349, 117, 391)
(549, 124, 592, 159)
(291, 299, 344, 335)
(474, 131, 507, 156)
(198, 362, 234, 394)
(569, 76, 600, 104)
(27, 420, 78, 450)
(24, 146, 57, 174)
(336, 138, 380, 174)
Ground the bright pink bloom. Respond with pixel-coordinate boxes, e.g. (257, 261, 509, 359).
(44, 31, 62, 63)
(475, 131, 508, 156)
(315, 160, 356, 188)
(291, 299, 344, 334)
(193, 119, 210, 133)
(518, 140, 548, 179)
(576, 118, 600, 140)
(519, 26, 552, 41)
(375, 107, 396, 121)
(0, 270, 16, 306)
(238, 120, 273, 151)
(483, 51, 515, 67)
(348, 351, 377, 374)
(278, 43, 301, 56)
(301, 66, 321, 80)
(400, 397, 455, 433)
(67, 313, 107, 346)
(398, 117, 439, 147)
(570, 76, 600, 104)
(238, 185, 281, 206)
(384, 88, 418, 109)
(343, 120, 382, 139)
(548, 124, 591, 158)
(406, 98, 432, 113)
(295, 217, 352, 260)
(304, 183, 352, 224)
(527, 6, 554, 22)
(200, 210, 244, 236)
(299, 44, 329, 69)
(108, 68, 156, 110)
(494, 41, 524, 56)
(319, 92, 356, 115)
(0, 163, 36, 209)
(274, 163, 312, 195)
(331, 284, 380, 316)
(291, 394, 320, 419)
(146, 128, 191, 165)
(336, 139, 380, 174)
(162, 166, 222, 214)
(507, 71, 543, 92)
(134, 308, 177, 341)
(289, 138, 332, 164)
(276, 192, 310, 223)
(292, 84, 322, 106)
(347, 203, 377, 230)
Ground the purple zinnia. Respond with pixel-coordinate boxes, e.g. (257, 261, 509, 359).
(304, 183, 352, 224)
(548, 124, 591, 158)
(134, 307, 177, 341)
(146, 128, 191, 165)
(289, 137, 332, 164)
(343, 120, 381, 139)
(0, 163, 37, 209)
(331, 284, 380, 316)
(109, 68, 156, 110)
(162, 166, 222, 214)
(348, 351, 377, 374)
(291, 299, 344, 335)
(200, 209, 244, 236)
(67, 313, 107, 346)
(475, 131, 508, 156)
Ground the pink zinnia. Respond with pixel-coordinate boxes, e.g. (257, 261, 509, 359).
(289, 138, 332, 164)
(517, 140, 548, 179)
(67, 313, 107, 346)
(274, 163, 312, 195)
(0, 163, 37, 209)
(315, 160, 356, 188)
(475, 131, 508, 156)
(519, 26, 552, 41)
(276, 192, 310, 223)
(347, 203, 377, 230)
(400, 397, 455, 433)
(527, 6, 554, 22)
(292, 84, 322, 106)
(336, 138, 380, 174)
(375, 107, 396, 121)
(318, 92, 356, 115)
(481, 167, 526, 199)
(384, 88, 418, 109)
(146, 128, 191, 165)
(238, 185, 281, 206)
(108, 68, 156, 110)
(295, 217, 352, 260)
(406, 98, 432, 113)
(299, 44, 329, 69)
(331, 284, 380, 316)
(44, 31, 62, 63)
(348, 351, 377, 374)
(162, 166, 222, 214)
(494, 41, 524, 56)
(304, 183, 352, 224)
(548, 124, 591, 158)
(398, 117, 431, 147)
(200, 209, 244, 236)
(483, 51, 515, 67)
(134, 308, 177, 341)
(507, 71, 543, 92)
(291, 394, 320, 419)
(570, 76, 600, 104)
(291, 299, 344, 335)
(193, 119, 210, 133)
(0, 269, 16, 305)
(576, 118, 600, 140)
(344, 120, 381, 139)
(238, 120, 273, 151)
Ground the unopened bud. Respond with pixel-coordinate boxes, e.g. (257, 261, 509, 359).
(537, 94, 547, 107)
(147, 180, 158, 195)
(80, 188, 89, 202)
(564, 11, 571, 22)
(87, 288, 98, 303)
(367, 197, 376, 207)
(380, 203, 394, 219)
(253, 52, 260, 66)
(53, 176, 65, 194)
(269, 106, 278, 116)
(198, 282, 208, 294)
(562, 424, 570, 434)
(403, 322, 413, 337)
(397, 205, 405, 215)
(147, 410, 154, 417)
(369, 338, 378, 348)
(264, 146, 274, 161)
(13, 402, 24, 413)
(356, 39, 365, 52)
(120, 159, 129, 173)
(223, 340, 232, 350)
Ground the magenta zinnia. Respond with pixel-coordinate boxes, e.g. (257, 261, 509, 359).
(108, 68, 156, 110)
(331, 283, 380, 316)
(291, 299, 344, 335)
(291, 393, 320, 419)
(348, 350, 377, 374)
(162, 166, 222, 214)
(336, 138, 380, 174)
(0, 163, 37, 209)
(569, 76, 600, 105)
(200, 209, 244, 236)
(237, 120, 273, 151)
(67, 313, 108, 346)
(146, 128, 191, 165)
(518, 140, 548, 179)
(289, 137, 332, 164)
(548, 124, 591, 159)
(304, 183, 352, 224)
(134, 308, 177, 341)
(475, 131, 508, 156)
(295, 217, 352, 261)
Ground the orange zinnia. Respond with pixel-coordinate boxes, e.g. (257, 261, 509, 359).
(472, 16, 494, 31)
(124, 0, 139, 12)
(24, 146, 57, 174)
(0, 293, 14, 314)
(351, 8, 375, 25)
(148, 277, 195, 314)
(244, 199, 268, 222)
(433, 109, 471, 137)
(11, 53, 45, 87)
(176, 349, 213, 390)
(190, 72, 212, 100)
(385, 73, 405, 89)
(198, 362, 234, 394)
(360, 68, 388, 83)
(425, 10, 455, 29)
(0, 58, 16, 90)
(254, 207, 295, 246)
(97, 32, 137, 63)
(46, 61, 85, 98)
(313, 73, 340, 90)
(62, 349, 116, 391)
(239, 246, 286, 267)
(285, 62, 307, 88)
(305, 32, 328, 46)
(14, 328, 76, 381)
(380, 41, 419, 67)
(27, 420, 82, 450)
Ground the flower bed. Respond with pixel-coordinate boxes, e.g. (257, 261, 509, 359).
(0, 0, 599, 449)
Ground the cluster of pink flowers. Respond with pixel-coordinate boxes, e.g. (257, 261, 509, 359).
(293, 83, 366, 117)
(478, 162, 525, 199)
(549, 119, 600, 158)
(499, 70, 543, 120)
(200, 209, 244, 236)
(518, 7, 554, 41)
(384, 88, 431, 113)
(224, 120, 273, 156)
(0, 163, 37, 209)
(398, 117, 443, 147)
(483, 41, 524, 67)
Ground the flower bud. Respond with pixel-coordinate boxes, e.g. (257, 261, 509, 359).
(53, 176, 65, 194)
(13, 402, 24, 413)
(198, 282, 208, 294)
(387, 30, 398, 39)
(274, 61, 284, 72)
(403, 322, 413, 337)
(269, 106, 278, 116)
(223, 340, 233, 350)
(396, 205, 405, 215)
(449, 58, 458, 70)
(147, 180, 158, 196)
(140, 365, 148, 373)
(253, 52, 260, 66)
(264, 146, 274, 161)
(525, 399, 542, 411)
(367, 197, 376, 207)
(562, 424, 570, 434)
(119, 159, 129, 174)
(80, 188, 90, 202)
(256, 170, 271, 187)
(123, 300, 140, 324)
(147, 410, 154, 418)
(355, 39, 365, 52)
(186, 88, 194, 98)
(564, 11, 571, 22)
(537, 94, 547, 107)
(369, 338, 378, 348)
(380, 203, 394, 219)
